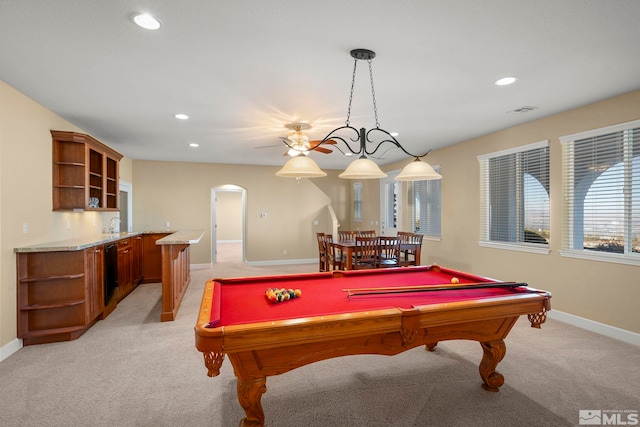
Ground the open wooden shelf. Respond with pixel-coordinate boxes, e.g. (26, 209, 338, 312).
(51, 130, 122, 211)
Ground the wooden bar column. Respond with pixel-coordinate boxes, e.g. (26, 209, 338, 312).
(157, 230, 204, 322)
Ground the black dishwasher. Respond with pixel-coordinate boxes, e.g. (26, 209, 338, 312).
(104, 243, 118, 304)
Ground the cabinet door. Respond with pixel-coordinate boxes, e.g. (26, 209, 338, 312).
(132, 235, 143, 284)
(117, 244, 131, 298)
(85, 246, 104, 321)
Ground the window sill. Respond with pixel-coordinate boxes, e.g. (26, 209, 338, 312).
(559, 250, 640, 267)
(479, 241, 550, 255)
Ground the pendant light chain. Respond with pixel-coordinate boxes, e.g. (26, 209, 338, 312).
(345, 58, 358, 127)
(368, 59, 380, 128)
(346, 56, 380, 128)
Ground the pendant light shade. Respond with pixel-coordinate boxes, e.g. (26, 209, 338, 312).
(275, 155, 327, 178)
(338, 157, 388, 179)
(395, 158, 442, 181)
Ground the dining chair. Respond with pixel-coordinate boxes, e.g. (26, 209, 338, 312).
(353, 236, 379, 270)
(398, 232, 423, 267)
(377, 236, 401, 268)
(316, 232, 327, 272)
(338, 230, 357, 241)
(357, 230, 376, 237)
(324, 234, 345, 271)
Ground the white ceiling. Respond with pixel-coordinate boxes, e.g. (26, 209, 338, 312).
(2, 0, 639, 171)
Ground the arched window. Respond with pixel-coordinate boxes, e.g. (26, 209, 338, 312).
(561, 120, 640, 264)
(478, 140, 550, 252)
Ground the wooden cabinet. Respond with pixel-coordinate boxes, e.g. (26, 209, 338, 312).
(116, 236, 143, 300)
(86, 245, 104, 321)
(142, 233, 171, 283)
(17, 249, 103, 345)
(117, 238, 133, 299)
(16, 233, 162, 345)
(132, 235, 144, 285)
(52, 130, 123, 211)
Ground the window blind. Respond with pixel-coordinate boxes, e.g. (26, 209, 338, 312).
(560, 120, 640, 256)
(479, 141, 550, 246)
(409, 166, 441, 237)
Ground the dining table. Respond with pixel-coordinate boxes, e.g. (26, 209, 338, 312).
(332, 237, 422, 270)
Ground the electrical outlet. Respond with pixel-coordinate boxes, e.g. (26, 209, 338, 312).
(283, 249, 287, 255)
(165, 221, 170, 228)
(66, 220, 71, 230)
(23, 223, 28, 234)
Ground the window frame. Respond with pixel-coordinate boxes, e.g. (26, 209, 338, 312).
(559, 119, 640, 266)
(478, 140, 551, 255)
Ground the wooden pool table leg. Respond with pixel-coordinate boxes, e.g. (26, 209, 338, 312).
(479, 339, 506, 392)
(237, 377, 267, 427)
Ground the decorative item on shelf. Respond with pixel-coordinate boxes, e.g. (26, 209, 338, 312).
(275, 48, 442, 182)
(89, 197, 99, 208)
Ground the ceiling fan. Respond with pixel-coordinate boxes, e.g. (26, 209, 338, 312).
(255, 122, 337, 157)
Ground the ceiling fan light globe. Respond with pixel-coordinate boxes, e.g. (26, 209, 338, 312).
(339, 158, 387, 179)
(276, 156, 327, 178)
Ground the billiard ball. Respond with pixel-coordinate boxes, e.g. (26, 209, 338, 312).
(451, 277, 459, 284)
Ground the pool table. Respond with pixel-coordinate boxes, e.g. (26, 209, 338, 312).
(194, 265, 551, 427)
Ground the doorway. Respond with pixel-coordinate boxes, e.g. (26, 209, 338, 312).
(211, 186, 246, 264)
(379, 170, 401, 236)
(119, 180, 133, 232)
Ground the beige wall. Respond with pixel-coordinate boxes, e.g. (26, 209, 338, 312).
(386, 90, 640, 334)
(0, 81, 132, 348)
(132, 161, 349, 264)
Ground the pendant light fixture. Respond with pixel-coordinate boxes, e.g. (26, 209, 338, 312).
(276, 48, 441, 181)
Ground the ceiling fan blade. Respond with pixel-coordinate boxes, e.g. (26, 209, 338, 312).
(313, 146, 333, 154)
(309, 139, 337, 146)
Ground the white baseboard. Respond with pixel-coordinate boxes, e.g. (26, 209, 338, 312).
(190, 263, 213, 270)
(548, 310, 640, 346)
(0, 338, 23, 362)
(246, 258, 317, 267)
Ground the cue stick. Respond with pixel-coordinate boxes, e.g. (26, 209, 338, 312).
(343, 281, 526, 298)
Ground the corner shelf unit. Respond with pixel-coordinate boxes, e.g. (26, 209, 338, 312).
(52, 130, 123, 211)
(17, 249, 104, 345)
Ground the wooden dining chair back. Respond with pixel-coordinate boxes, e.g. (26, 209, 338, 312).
(357, 230, 376, 238)
(377, 236, 401, 268)
(353, 236, 379, 270)
(316, 232, 327, 272)
(398, 232, 424, 266)
(338, 230, 357, 241)
(324, 234, 345, 271)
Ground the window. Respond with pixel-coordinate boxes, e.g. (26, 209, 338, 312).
(560, 120, 640, 265)
(478, 141, 550, 253)
(409, 166, 441, 238)
(353, 182, 362, 222)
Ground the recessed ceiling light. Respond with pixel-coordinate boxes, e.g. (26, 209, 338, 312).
(174, 114, 189, 120)
(132, 13, 161, 30)
(189, 143, 199, 148)
(495, 76, 517, 86)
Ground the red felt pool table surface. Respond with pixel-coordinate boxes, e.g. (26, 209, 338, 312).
(212, 265, 531, 327)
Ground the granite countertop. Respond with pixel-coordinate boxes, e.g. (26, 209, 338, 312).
(155, 229, 205, 245)
(14, 230, 179, 253)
